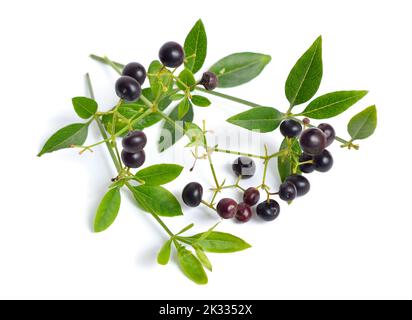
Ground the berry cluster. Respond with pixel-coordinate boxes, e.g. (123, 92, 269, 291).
(121, 130, 147, 168)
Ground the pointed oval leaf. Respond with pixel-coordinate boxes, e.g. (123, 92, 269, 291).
(177, 247, 208, 285)
(285, 36, 323, 106)
(348, 105, 377, 140)
(186, 231, 251, 253)
(277, 138, 302, 182)
(135, 164, 183, 185)
(72, 97, 98, 119)
(184, 19, 207, 74)
(94, 187, 121, 232)
(301, 90, 368, 119)
(194, 248, 212, 271)
(177, 69, 196, 91)
(148, 60, 173, 98)
(191, 95, 211, 107)
(157, 239, 172, 265)
(226, 107, 283, 132)
(209, 52, 271, 88)
(177, 97, 192, 119)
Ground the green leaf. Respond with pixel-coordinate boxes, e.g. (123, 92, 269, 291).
(191, 95, 211, 107)
(38, 123, 89, 156)
(209, 52, 271, 88)
(184, 122, 205, 147)
(148, 60, 173, 98)
(186, 231, 251, 253)
(177, 223, 195, 235)
(157, 239, 172, 265)
(301, 90, 368, 119)
(285, 36, 323, 106)
(184, 19, 207, 74)
(194, 247, 212, 271)
(72, 97, 98, 119)
(177, 97, 192, 119)
(226, 107, 283, 132)
(278, 138, 302, 182)
(177, 247, 208, 285)
(135, 164, 183, 185)
(159, 102, 194, 152)
(94, 187, 121, 232)
(348, 105, 377, 140)
(170, 93, 185, 101)
(177, 69, 196, 91)
(132, 185, 183, 217)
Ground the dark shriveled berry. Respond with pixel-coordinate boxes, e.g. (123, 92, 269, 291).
(235, 203, 253, 223)
(122, 62, 146, 85)
(299, 127, 327, 155)
(285, 174, 310, 197)
(280, 119, 302, 138)
(122, 130, 147, 153)
(115, 76, 141, 102)
(159, 41, 184, 68)
(200, 71, 218, 90)
(279, 181, 297, 201)
(256, 199, 280, 221)
(318, 123, 336, 147)
(216, 198, 238, 219)
(299, 153, 315, 173)
(121, 150, 145, 168)
(243, 187, 260, 206)
(232, 157, 256, 179)
(314, 149, 333, 172)
(182, 182, 203, 207)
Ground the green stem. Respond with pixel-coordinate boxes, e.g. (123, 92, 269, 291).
(115, 108, 153, 137)
(196, 87, 262, 108)
(212, 147, 266, 160)
(103, 56, 122, 75)
(89, 54, 125, 69)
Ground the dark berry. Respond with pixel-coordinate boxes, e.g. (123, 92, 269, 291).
(200, 71, 218, 90)
(115, 76, 141, 102)
(121, 150, 145, 168)
(256, 199, 280, 221)
(318, 123, 335, 147)
(182, 182, 203, 207)
(280, 119, 302, 138)
(314, 149, 333, 172)
(122, 62, 146, 85)
(285, 174, 310, 197)
(216, 198, 238, 219)
(299, 127, 327, 155)
(299, 153, 315, 173)
(235, 203, 253, 223)
(122, 130, 147, 153)
(232, 157, 256, 179)
(243, 187, 260, 206)
(158, 41, 184, 68)
(303, 118, 310, 125)
(279, 181, 297, 201)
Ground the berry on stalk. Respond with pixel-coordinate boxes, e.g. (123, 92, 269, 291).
(279, 181, 297, 201)
(318, 123, 335, 147)
(182, 182, 203, 207)
(299, 127, 327, 155)
(122, 62, 146, 85)
(285, 174, 310, 197)
(280, 119, 302, 138)
(200, 71, 218, 90)
(256, 199, 280, 221)
(216, 198, 238, 219)
(235, 203, 253, 223)
(115, 76, 141, 102)
(159, 41, 185, 68)
(299, 153, 315, 173)
(243, 187, 260, 206)
(121, 150, 145, 168)
(314, 149, 333, 172)
(122, 130, 147, 153)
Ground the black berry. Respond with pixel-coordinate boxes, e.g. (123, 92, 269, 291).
(182, 182, 203, 207)
(256, 199, 280, 221)
(122, 62, 146, 85)
(115, 76, 141, 102)
(121, 150, 145, 168)
(280, 119, 302, 138)
(299, 127, 327, 155)
(279, 181, 297, 201)
(232, 157, 256, 179)
(299, 153, 315, 173)
(235, 203, 253, 223)
(200, 71, 218, 90)
(159, 41, 184, 68)
(285, 174, 310, 197)
(314, 149, 333, 172)
(216, 198, 238, 219)
(243, 187, 260, 206)
(318, 123, 335, 147)
(122, 130, 147, 153)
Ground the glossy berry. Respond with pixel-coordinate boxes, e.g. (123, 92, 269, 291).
(279, 181, 297, 201)
(299, 127, 327, 155)
(280, 119, 302, 138)
(216, 198, 238, 219)
(182, 182, 203, 207)
(159, 41, 184, 68)
(200, 71, 218, 90)
(122, 62, 146, 85)
(243, 187, 260, 206)
(256, 199, 280, 221)
(318, 123, 335, 147)
(235, 203, 253, 223)
(232, 157, 256, 179)
(121, 150, 145, 168)
(115, 76, 141, 102)
(285, 174, 310, 197)
(122, 130, 147, 153)
(299, 153, 315, 173)
(314, 149, 333, 172)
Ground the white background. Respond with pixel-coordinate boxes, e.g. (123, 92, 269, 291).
(1, 0, 411, 300)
